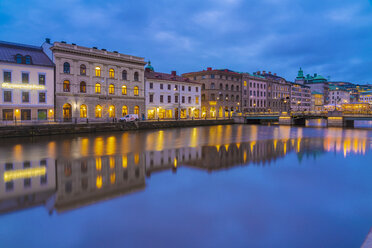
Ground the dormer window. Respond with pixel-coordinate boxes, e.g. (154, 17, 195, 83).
(25, 55, 31, 64)
(16, 54, 22, 64)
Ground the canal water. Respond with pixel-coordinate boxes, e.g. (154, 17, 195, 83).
(0, 125, 372, 248)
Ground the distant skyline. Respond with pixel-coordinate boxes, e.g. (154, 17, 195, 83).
(1, 0, 371, 83)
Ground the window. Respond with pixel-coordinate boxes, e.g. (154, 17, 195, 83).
(211, 74, 215, 79)
(122, 70, 127, 80)
(188, 97, 191, 103)
(80, 105, 87, 118)
(225, 84, 228, 90)
(16, 54, 22, 64)
(63, 62, 70, 74)
(79, 64, 86, 75)
(134, 106, 139, 115)
(95, 66, 101, 77)
(188, 86, 191, 91)
(175, 95, 178, 103)
(149, 94, 154, 103)
(38, 109, 47, 120)
(195, 96, 199, 104)
(39, 92, 46, 103)
(63, 80, 70, 92)
(22, 92, 30, 103)
(4, 91, 11, 102)
(109, 68, 115, 78)
(237, 86, 239, 91)
(122, 85, 127, 95)
(109, 84, 115, 94)
(122, 106, 128, 116)
(150, 83, 153, 89)
(168, 95, 171, 103)
(211, 83, 215, 89)
(134, 72, 139, 81)
(175, 85, 178, 90)
(95, 83, 101, 94)
(38, 74, 45, 85)
(25, 56, 31, 64)
(211, 94, 215, 100)
(231, 85, 234, 91)
(22, 72, 29, 83)
(201, 94, 205, 101)
(109, 105, 115, 118)
(3, 71, 11, 82)
(160, 84, 163, 90)
(196, 87, 198, 92)
(220, 83, 223, 89)
(168, 84, 171, 90)
(95, 105, 102, 118)
(160, 95, 164, 103)
(21, 109, 31, 120)
(2, 109, 13, 120)
(182, 96, 185, 103)
(80, 82, 86, 93)
(182, 86, 185, 91)
(134, 86, 139, 96)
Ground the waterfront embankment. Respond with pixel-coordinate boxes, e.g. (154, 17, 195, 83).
(0, 119, 234, 138)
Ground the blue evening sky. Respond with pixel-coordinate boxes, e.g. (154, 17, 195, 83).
(0, 0, 371, 83)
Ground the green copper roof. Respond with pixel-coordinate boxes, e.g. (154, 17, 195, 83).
(296, 67, 305, 79)
(145, 61, 154, 71)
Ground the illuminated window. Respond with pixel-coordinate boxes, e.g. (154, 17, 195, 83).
(109, 84, 115, 94)
(95, 105, 102, 118)
(134, 106, 139, 115)
(196, 96, 199, 104)
(95, 83, 101, 94)
(95, 66, 101, 77)
(80, 105, 87, 118)
(63, 80, 70, 92)
(109, 68, 115, 78)
(134, 86, 139, 96)
(80, 64, 86, 75)
(122, 70, 127, 80)
(63, 62, 70, 74)
(134, 72, 139, 81)
(80, 81, 86, 93)
(122, 106, 128, 116)
(122, 85, 127, 95)
(109, 105, 115, 118)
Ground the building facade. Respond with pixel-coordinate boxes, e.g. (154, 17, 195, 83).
(0, 41, 54, 122)
(241, 73, 267, 112)
(311, 91, 324, 111)
(329, 85, 350, 105)
(145, 64, 201, 119)
(51, 42, 146, 121)
(261, 71, 291, 112)
(182, 68, 242, 118)
(290, 82, 311, 111)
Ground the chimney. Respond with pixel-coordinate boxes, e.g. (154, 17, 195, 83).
(257, 71, 260, 75)
(207, 67, 212, 71)
(45, 38, 51, 44)
(269, 71, 271, 74)
(263, 70, 266, 74)
(171, 71, 177, 76)
(274, 73, 277, 76)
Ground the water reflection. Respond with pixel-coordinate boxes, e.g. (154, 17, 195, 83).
(0, 125, 371, 216)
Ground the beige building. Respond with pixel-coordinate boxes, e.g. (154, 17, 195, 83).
(182, 67, 242, 118)
(51, 42, 146, 121)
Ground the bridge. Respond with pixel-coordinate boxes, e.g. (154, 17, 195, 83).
(234, 111, 372, 127)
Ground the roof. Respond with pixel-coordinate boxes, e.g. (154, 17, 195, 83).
(0, 40, 54, 67)
(311, 91, 323, 95)
(182, 68, 241, 77)
(145, 70, 201, 84)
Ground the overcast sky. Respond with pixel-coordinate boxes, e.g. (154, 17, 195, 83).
(1, 0, 371, 83)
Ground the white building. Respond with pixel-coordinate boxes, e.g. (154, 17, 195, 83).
(144, 63, 201, 119)
(359, 91, 372, 104)
(0, 41, 54, 122)
(329, 86, 350, 105)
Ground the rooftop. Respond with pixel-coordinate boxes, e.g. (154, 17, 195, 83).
(145, 70, 201, 84)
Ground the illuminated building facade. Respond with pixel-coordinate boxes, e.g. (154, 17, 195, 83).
(51, 41, 146, 121)
(359, 91, 372, 104)
(311, 91, 324, 111)
(241, 72, 267, 112)
(261, 71, 291, 112)
(0, 41, 54, 122)
(144, 63, 201, 119)
(182, 68, 242, 118)
(290, 82, 311, 111)
(329, 85, 350, 105)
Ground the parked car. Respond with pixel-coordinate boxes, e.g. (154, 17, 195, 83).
(119, 114, 139, 122)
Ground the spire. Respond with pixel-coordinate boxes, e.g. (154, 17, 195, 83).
(297, 67, 304, 79)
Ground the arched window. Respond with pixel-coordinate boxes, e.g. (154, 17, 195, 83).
(80, 105, 87, 118)
(202, 84, 205, 90)
(211, 83, 215, 89)
(122, 85, 127, 95)
(80, 64, 86, 75)
(122, 106, 128, 116)
(109, 68, 115, 78)
(134, 106, 139, 115)
(236, 95, 239, 101)
(231, 85, 234, 91)
(231, 95, 234, 101)
(225, 84, 228, 90)
(80, 81, 86, 93)
(109, 105, 115, 117)
(95, 83, 101, 94)
(95, 105, 102, 118)
(225, 94, 229, 101)
(134, 72, 139, 81)
(95, 66, 101, 77)
(220, 83, 223, 89)
(63, 80, 70, 92)
(219, 94, 223, 101)
(109, 84, 115, 94)
(63, 103, 72, 119)
(211, 94, 215, 100)
(122, 70, 127, 80)
(201, 94, 205, 101)
(134, 86, 139, 96)
(63, 62, 70, 74)
(16, 54, 22, 64)
(237, 86, 239, 91)
(25, 55, 31, 64)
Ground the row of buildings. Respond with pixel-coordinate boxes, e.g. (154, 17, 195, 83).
(1, 39, 371, 122)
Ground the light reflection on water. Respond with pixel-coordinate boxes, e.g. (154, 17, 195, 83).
(0, 125, 372, 248)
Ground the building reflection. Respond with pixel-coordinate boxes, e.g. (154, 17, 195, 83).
(0, 128, 371, 215)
